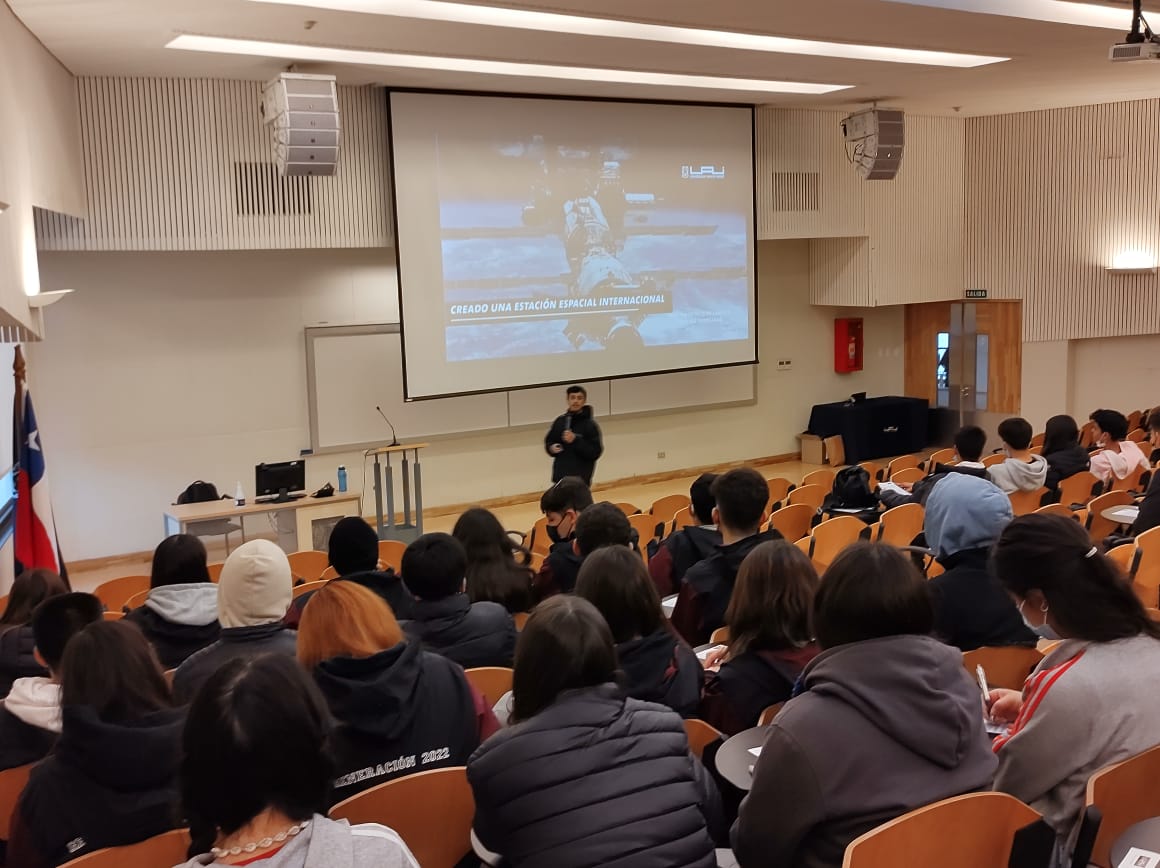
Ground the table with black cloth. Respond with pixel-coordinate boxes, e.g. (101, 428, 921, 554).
(807, 396, 930, 464)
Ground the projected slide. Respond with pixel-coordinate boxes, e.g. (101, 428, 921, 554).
(390, 92, 756, 399)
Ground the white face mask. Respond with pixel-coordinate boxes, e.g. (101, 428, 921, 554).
(1018, 599, 1059, 641)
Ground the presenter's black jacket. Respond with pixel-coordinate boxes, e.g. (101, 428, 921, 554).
(0, 626, 47, 698)
(670, 529, 784, 646)
(172, 622, 297, 705)
(312, 641, 487, 805)
(468, 684, 723, 868)
(617, 629, 703, 718)
(545, 405, 604, 486)
(7, 704, 183, 867)
(401, 593, 516, 669)
(284, 569, 414, 629)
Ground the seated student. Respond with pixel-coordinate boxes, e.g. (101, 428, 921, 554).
(124, 534, 220, 670)
(0, 570, 68, 698)
(987, 417, 1049, 494)
(1130, 413, 1160, 537)
(924, 474, 1036, 651)
(532, 476, 593, 600)
(1041, 414, 1091, 494)
(1088, 408, 1150, 487)
(699, 541, 819, 736)
(671, 467, 783, 646)
(575, 545, 702, 718)
(175, 655, 418, 868)
(284, 517, 413, 628)
(878, 425, 988, 509)
(400, 533, 516, 669)
(453, 507, 535, 614)
(0, 593, 102, 773)
(298, 581, 498, 804)
(648, 473, 722, 597)
(732, 543, 997, 868)
(173, 539, 296, 705)
(988, 515, 1160, 868)
(467, 595, 722, 867)
(7, 621, 184, 867)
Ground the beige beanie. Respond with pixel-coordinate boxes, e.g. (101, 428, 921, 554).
(217, 539, 293, 628)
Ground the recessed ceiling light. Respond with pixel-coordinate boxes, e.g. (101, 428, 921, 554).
(166, 34, 853, 94)
(883, 0, 1153, 30)
(245, 0, 1009, 67)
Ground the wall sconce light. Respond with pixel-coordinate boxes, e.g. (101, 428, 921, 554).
(1107, 250, 1158, 275)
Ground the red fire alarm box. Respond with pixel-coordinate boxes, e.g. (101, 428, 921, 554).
(834, 318, 864, 373)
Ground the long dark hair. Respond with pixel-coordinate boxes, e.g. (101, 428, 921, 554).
(575, 546, 664, 644)
(1042, 414, 1081, 457)
(726, 541, 817, 658)
(59, 620, 172, 723)
(150, 534, 211, 588)
(0, 569, 68, 629)
(511, 596, 616, 723)
(992, 514, 1160, 642)
(453, 508, 533, 612)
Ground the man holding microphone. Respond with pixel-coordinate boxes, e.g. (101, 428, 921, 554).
(545, 385, 604, 486)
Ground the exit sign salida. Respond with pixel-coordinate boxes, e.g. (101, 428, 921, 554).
(965, 289, 988, 299)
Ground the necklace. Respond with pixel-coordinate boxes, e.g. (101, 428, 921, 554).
(210, 819, 311, 858)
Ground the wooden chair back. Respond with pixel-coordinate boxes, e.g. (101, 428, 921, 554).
(121, 588, 150, 612)
(801, 468, 836, 489)
(670, 507, 697, 535)
(787, 484, 827, 511)
(1127, 410, 1144, 432)
(886, 455, 920, 477)
(628, 513, 663, 550)
(321, 565, 339, 580)
(766, 477, 793, 508)
(61, 828, 191, 868)
(1085, 490, 1135, 544)
(1127, 428, 1147, 442)
(890, 467, 925, 486)
(1029, 446, 1043, 456)
(806, 516, 867, 572)
(286, 550, 329, 583)
(876, 503, 925, 547)
(709, 625, 730, 645)
(206, 562, 224, 582)
(330, 767, 474, 868)
(528, 516, 552, 556)
(1080, 420, 1098, 448)
(101, 610, 124, 621)
(463, 667, 514, 705)
(1106, 546, 1142, 598)
(926, 448, 957, 469)
(1059, 471, 1101, 507)
(757, 702, 784, 726)
(512, 612, 530, 631)
(1008, 487, 1049, 517)
(1034, 503, 1076, 520)
(0, 763, 34, 839)
(291, 579, 329, 599)
(528, 551, 545, 572)
(1030, 432, 1045, 448)
(1086, 744, 1160, 868)
(683, 718, 723, 761)
(981, 453, 1007, 468)
(841, 792, 1041, 868)
(613, 502, 640, 516)
(1111, 464, 1147, 493)
(858, 461, 882, 484)
(767, 503, 815, 543)
(0, 595, 6, 616)
(650, 494, 690, 527)
(1133, 527, 1160, 608)
(378, 540, 407, 572)
(93, 575, 150, 613)
(961, 646, 1044, 691)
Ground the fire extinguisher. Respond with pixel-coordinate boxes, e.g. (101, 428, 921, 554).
(848, 335, 857, 365)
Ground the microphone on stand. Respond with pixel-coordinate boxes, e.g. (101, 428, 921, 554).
(375, 405, 400, 446)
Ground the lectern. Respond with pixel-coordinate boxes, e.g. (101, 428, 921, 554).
(366, 443, 428, 543)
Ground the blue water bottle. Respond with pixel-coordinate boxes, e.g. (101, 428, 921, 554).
(337, 465, 348, 493)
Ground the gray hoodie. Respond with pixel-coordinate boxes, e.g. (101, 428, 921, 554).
(732, 634, 997, 868)
(987, 454, 1049, 493)
(174, 816, 418, 868)
(145, 583, 218, 626)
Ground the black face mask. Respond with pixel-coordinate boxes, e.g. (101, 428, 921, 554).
(546, 524, 564, 544)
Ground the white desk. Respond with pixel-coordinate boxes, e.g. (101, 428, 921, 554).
(163, 492, 363, 551)
(1101, 505, 1140, 525)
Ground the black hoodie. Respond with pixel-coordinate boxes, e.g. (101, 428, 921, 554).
(284, 569, 414, 629)
(649, 525, 724, 597)
(313, 642, 481, 804)
(544, 405, 604, 486)
(1044, 443, 1092, 492)
(616, 629, 703, 718)
(9, 704, 184, 866)
(402, 594, 516, 669)
(0, 626, 47, 698)
(670, 529, 784, 646)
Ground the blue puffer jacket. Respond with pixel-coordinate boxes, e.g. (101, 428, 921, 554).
(467, 684, 721, 868)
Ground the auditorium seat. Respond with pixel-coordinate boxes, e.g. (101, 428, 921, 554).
(206, 562, 224, 582)
(291, 579, 328, 599)
(528, 517, 551, 556)
(1034, 503, 1077, 520)
(463, 667, 514, 706)
(801, 468, 836, 489)
(1127, 428, 1146, 443)
(766, 477, 793, 510)
(981, 453, 1007, 469)
(378, 539, 407, 572)
(1131, 527, 1160, 608)
(710, 626, 730, 645)
(92, 575, 150, 613)
(1111, 465, 1147, 494)
(121, 588, 149, 612)
(61, 828, 191, 868)
(858, 461, 882, 484)
(286, 550, 329, 583)
(787, 484, 826, 511)
(628, 513, 663, 551)
(683, 719, 723, 761)
(1030, 433, 1045, 449)
(925, 448, 956, 470)
(1084, 491, 1135, 544)
(885, 455, 921, 478)
(0, 763, 34, 841)
(961, 646, 1043, 691)
(757, 703, 784, 726)
(872, 503, 924, 548)
(613, 502, 641, 516)
(890, 467, 925, 486)
(767, 504, 815, 543)
(801, 516, 866, 572)
(1058, 471, 1101, 508)
(649, 494, 691, 528)
(1081, 421, 1099, 448)
(1127, 410, 1144, 432)
(1008, 487, 1050, 517)
(668, 506, 698, 535)
(1085, 744, 1160, 868)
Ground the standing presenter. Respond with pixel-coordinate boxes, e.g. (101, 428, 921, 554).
(545, 385, 604, 487)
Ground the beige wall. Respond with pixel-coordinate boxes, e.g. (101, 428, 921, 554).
(31, 239, 904, 561)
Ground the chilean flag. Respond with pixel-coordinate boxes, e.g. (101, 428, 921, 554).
(14, 380, 65, 578)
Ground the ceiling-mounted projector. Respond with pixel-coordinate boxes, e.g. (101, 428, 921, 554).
(1109, 40, 1160, 59)
(841, 108, 905, 181)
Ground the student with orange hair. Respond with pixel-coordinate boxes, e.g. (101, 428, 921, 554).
(297, 582, 499, 805)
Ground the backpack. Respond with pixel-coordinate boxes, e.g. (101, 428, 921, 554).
(822, 466, 879, 519)
(176, 480, 221, 504)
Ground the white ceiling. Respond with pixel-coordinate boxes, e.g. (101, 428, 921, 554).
(9, 0, 1160, 115)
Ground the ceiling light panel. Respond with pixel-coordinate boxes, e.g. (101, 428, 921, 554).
(245, 0, 1008, 67)
(883, 0, 1153, 30)
(166, 34, 853, 93)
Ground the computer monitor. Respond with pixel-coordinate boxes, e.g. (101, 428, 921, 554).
(255, 461, 306, 502)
